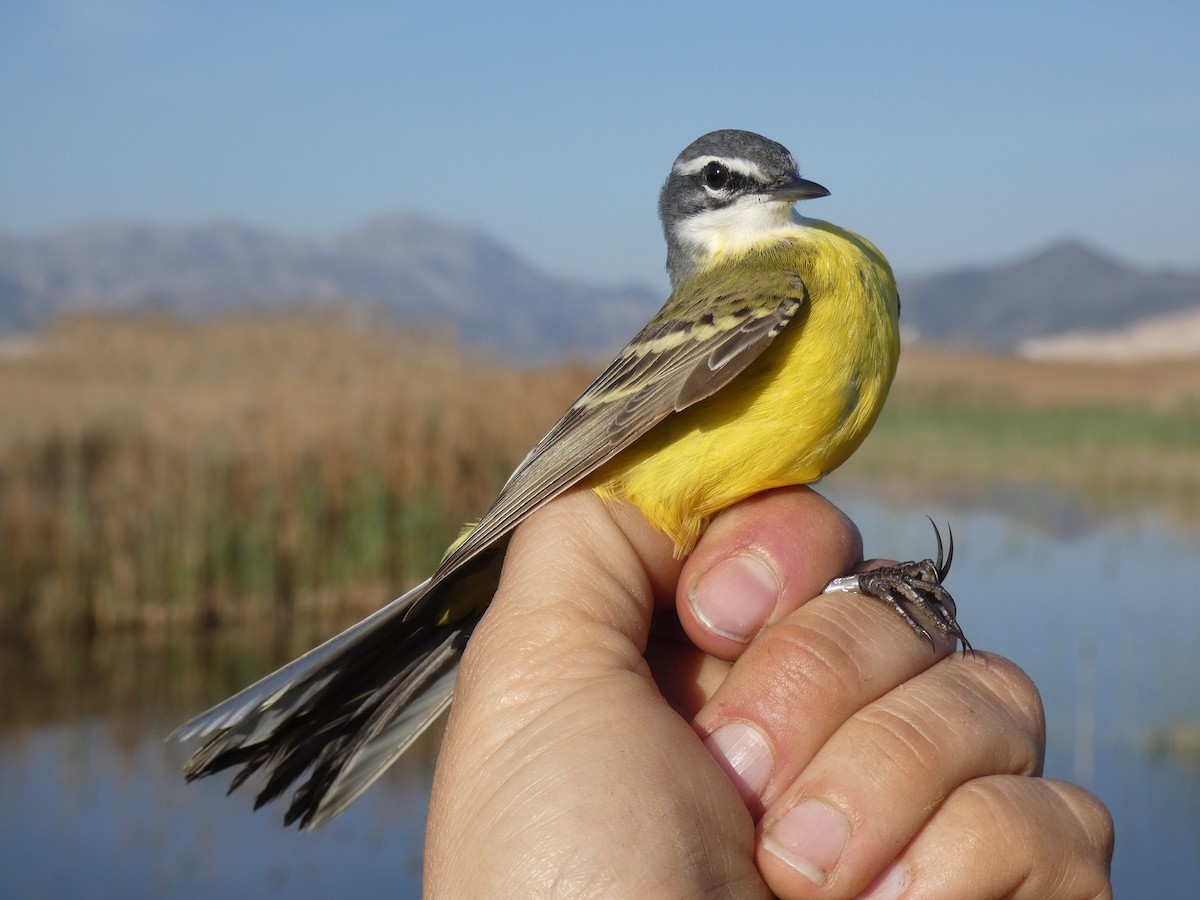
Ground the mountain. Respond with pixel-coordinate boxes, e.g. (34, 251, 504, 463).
(2, 216, 1197, 356)
(0, 214, 660, 357)
(899, 240, 1200, 352)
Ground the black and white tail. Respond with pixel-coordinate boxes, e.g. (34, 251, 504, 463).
(171, 577, 477, 829)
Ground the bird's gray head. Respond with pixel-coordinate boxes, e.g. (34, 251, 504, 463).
(658, 129, 829, 287)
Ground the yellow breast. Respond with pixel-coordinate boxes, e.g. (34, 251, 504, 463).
(591, 220, 900, 554)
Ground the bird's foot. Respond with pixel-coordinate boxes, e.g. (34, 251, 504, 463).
(823, 520, 970, 652)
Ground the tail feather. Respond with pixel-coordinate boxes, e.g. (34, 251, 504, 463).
(287, 639, 462, 829)
(171, 578, 434, 746)
(172, 575, 479, 827)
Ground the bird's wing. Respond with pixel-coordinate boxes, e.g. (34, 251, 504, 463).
(174, 266, 810, 824)
(419, 266, 809, 605)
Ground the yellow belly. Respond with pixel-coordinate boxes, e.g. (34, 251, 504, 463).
(591, 221, 899, 553)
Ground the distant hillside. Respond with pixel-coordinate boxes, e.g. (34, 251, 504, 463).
(2, 217, 1197, 356)
(0, 214, 659, 357)
(899, 240, 1200, 352)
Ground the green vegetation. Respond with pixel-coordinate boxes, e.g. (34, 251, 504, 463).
(841, 352, 1200, 526)
(2, 314, 1198, 635)
(853, 403, 1200, 497)
(0, 314, 585, 635)
(1144, 722, 1200, 768)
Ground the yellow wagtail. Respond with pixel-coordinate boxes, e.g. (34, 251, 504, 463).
(174, 129, 964, 828)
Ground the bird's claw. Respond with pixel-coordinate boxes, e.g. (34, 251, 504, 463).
(823, 520, 970, 652)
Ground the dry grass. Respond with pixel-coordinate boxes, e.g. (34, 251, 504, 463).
(890, 347, 1200, 412)
(1, 314, 1196, 634)
(0, 313, 589, 634)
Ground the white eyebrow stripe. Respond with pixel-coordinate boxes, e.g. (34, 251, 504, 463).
(673, 155, 772, 182)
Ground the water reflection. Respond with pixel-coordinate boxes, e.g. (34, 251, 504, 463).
(0, 631, 438, 899)
(2, 494, 1199, 897)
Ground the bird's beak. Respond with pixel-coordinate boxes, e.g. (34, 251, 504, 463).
(767, 175, 830, 202)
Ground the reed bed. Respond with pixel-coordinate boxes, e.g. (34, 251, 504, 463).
(2, 314, 1197, 635)
(0, 313, 589, 635)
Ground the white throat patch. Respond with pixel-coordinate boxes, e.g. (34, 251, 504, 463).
(673, 195, 808, 262)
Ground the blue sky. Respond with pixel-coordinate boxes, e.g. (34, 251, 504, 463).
(2, 1, 1197, 288)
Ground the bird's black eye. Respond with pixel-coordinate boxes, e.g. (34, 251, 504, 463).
(701, 160, 730, 190)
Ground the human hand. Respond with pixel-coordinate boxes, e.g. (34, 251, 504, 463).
(423, 486, 1113, 898)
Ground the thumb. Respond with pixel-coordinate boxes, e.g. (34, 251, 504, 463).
(453, 486, 684, 713)
(427, 483, 767, 896)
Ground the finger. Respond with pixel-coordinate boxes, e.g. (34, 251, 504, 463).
(865, 776, 1114, 900)
(432, 489, 769, 896)
(753, 653, 1047, 898)
(472, 487, 678, 666)
(650, 552, 914, 720)
(678, 486, 862, 657)
(644, 615, 732, 718)
(693, 583, 961, 817)
(449, 488, 682, 759)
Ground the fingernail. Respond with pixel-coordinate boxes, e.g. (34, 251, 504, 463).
(761, 798, 849, 886)
(702, 722, 773, 805)
(689, 553, 778, 642)
(857, 859, 910, 899)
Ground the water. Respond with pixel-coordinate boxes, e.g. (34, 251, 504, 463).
(829, 489, 1200, 897)
(2, 494, 1198, 897)
(0, 721, 428, 899)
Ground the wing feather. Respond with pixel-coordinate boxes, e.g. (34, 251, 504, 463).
(411, 268, 809, 614)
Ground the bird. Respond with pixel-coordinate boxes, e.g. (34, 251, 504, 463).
(172, 129, 965, 829)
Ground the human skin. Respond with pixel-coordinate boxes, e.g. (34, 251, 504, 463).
(423, 486, 1114, 899)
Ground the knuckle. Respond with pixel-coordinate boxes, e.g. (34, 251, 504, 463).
(959, 652, 1047, 752)
(1051, 785, 1117, 898)
(747, 616, 865, 714)
(961, 777, 1115, 898)
(1053, 780, 1116, 863)
(856, 696, 946, 778)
